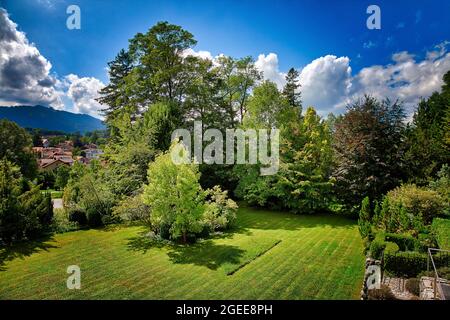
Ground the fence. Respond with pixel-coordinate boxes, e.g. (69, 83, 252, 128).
(427, 248, 450, 300)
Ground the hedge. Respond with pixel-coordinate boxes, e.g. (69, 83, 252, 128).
(384, 251, 450, 277)
(384, 241, 399, 254)
(385, 233, 417, 251)
(383, 251, 428, 277)
(432, 218, 450, 250)
(370, 239, 386, 260)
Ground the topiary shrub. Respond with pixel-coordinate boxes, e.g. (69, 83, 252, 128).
(431, 218, 450, 250)
(405, 278, 420, 296)
(370, 239, 386, 260)
(385, 233, 418, 251)
(358, 196, 372, 239)
(384, 241, 399, 254)
(68, 208, 87, 226)
(383, 251, 428, 277)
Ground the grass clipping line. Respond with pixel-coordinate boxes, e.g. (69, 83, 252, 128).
(225, 239, 282, 276)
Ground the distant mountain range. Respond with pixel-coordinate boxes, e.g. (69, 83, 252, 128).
(0, 105, 105, 133)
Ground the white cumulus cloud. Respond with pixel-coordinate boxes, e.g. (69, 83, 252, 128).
(0, 9, 63, 109)
(349, 42, 450, 115)
(65, 74, 105, 118)
(299, 55, 352, 114)
(254, 53, 286, 89)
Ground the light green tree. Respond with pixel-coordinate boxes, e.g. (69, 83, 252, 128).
(142, 143, 205, 243)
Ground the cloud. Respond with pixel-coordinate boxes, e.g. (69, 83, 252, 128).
(299, 55, 352, 114)
(0, 9, 63, 109)
(293, 42, 450, 117)
(181, 48, 214, 61)
(0, 9, 106, 118)
(65, 74, 105, 118)
(349, 42, 450, 115)
(254, 53, 286, 89)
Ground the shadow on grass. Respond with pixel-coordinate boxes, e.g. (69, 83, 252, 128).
(0, 234, 58, 271)
(167, 241, 245, 270)
(126, 232, 245, 271)
(126, 231, 167, 254)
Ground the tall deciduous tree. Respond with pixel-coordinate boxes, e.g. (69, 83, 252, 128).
(332, 95, 406, 212)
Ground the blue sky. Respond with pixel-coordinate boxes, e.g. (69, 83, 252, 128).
(0, 0, 449, 118)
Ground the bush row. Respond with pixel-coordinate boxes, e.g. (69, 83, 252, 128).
(384, 251, 450, 277)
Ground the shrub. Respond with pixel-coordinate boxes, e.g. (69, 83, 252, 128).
(429, 164, 450, 215)
(384, 251, 428, 277)
(21, 187, 53, 240)
(68, 208, 87, 226)
(142, 143, 206, 243)
(203, 186, 238, 231)
(86, 208, 103, 227)
(367, 284, 396, 300)
(52, 208, 79, 233)
(370, 239, 386, 260)
(437, 267, 450, 279)
(358, 196, 372, 239)
(418, 267, 450, 280)
(405, 278, 420, 296)
(112, 194, 150, 223)
(417, 232, 437, 252)
(432, 218, 450, 250)
(384, 241, 399, 254)
(380, 184, 445, 233)
(385, 233, 417, 251)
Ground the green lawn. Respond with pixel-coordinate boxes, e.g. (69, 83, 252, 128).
(0, 207, 365, 300)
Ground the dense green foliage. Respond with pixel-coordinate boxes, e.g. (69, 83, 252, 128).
(0, 120, 37, 179)
(142, 144, 237, 242)
(383, 251, 450, 277)
(332, 96, 406, 213)
(1, 19, 449, 301)
(432, 218, 450, 250)
(404, 74, 450, 185)
(142, 145, 206, 242)
(376, 184, 445, 234)
(358, 196, 372, 238)
(0, 159, 52, 244)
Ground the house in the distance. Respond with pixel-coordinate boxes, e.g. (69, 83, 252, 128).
(41, 138, 50, 148)
(38, 158, 72, 171)
(84, 145, 104, 160)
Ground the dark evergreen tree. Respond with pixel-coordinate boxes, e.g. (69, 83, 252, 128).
(97, 49, 133, 122)
(282, 67, 302, 112)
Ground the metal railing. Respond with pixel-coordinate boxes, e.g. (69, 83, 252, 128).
(427, 248, 450, 300)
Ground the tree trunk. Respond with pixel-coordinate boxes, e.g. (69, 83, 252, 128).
(182, 231, 187, 244)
